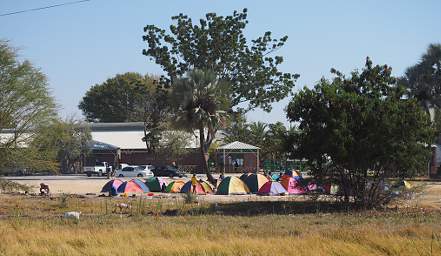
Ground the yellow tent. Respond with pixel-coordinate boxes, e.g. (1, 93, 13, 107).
(216, 176, 250, 195)
(403, 180, 412, 189)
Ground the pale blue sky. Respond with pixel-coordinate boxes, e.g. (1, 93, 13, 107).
(1, 0, 440, 125)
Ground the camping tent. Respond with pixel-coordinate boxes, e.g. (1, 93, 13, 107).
(180, 181, 207, 194)
(257, 181, 287, 196)
(216, 176, 250, 195)
(145, 177, 168, 192)
(200, 180, 213, 194)
(280, 175, 307, 195)
(285, 169, 304, 183)
(239, 172, 253, 181)
(117, 179, 150, 193)
(101, 179, 123, 195)
(166, 180, 186, 193)
(271, 173, 280, 181)
(244, 173, 269, 193)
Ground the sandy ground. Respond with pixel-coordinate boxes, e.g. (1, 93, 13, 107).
(7, 176, 441, 208)
(414, 183, 441, 209)
(14, 179, 107, 194)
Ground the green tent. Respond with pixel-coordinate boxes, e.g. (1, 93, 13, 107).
(244, 174, 269, 193)
(145, 177, 169, 192)
(216, 176, 250, 195)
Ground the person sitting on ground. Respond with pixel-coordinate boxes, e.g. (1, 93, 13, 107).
(39, 183, 50, 195)
(191, 174, 198, 194)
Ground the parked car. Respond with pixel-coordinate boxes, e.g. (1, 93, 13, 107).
(152, 165, 186, 178)
(84, 162, 112, 177)
(115, 165, 154, 178)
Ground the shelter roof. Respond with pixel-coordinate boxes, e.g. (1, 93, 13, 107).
(218, 141, 260, 150)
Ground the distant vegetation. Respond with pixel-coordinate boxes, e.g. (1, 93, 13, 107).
(0, 41, 91, 174)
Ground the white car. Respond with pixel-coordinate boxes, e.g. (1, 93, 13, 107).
(84, 161, 112, 177)
(115, 165, 154, 178)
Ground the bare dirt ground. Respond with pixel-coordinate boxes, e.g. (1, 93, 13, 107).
(12, 177, 108, 194)
(415, 182, 441, 210)
(6, 176, 441, 208)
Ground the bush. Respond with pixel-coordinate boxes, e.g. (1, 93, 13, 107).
(58, 193, 70, 208)
(183, 192, 197, 204)
(0, 178, 33, 193)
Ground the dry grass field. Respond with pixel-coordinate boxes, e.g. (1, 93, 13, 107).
(0, 194, 440, 256)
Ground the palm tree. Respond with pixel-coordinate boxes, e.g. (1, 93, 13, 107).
(248, 122, 267, 144)
(170, 69, 230, 183)
(403, 44, 441, 119)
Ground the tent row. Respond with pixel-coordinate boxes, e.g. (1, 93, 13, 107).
(101, 177, 214, 196)
(101, 171, 328, 196)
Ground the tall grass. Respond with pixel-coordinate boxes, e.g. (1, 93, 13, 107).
(0, 194, 440, 255)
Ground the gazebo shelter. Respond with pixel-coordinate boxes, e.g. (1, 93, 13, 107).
(217, 141, 260, 173)
(85, 140, 121, 168)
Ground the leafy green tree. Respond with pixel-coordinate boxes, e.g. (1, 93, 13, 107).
(0, 41, 57, 173)
(170, 69, 230, 183)
(265, 122, 289, 161)
(142, 8, 298, 112)
(79, 72, 152, 122)
(248, 122, 267, 145)
(31, 118, 91, 173)
(140, 84, 170, 153)
(287, 58, 435, 208)
(222, 112, 250, 144)
(402, 44, 441, 115)
(157, 130, 192, 160)
(79, 72, 169, 152)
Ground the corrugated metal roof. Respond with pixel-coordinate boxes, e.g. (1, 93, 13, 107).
(87, 122, 144, 132)
(218, 141, 260, 150)
(87, 140, 119, 150)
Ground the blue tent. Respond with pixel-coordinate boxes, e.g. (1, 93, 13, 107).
(101, 179, 123, 196)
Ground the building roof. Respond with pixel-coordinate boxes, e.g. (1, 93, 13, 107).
(87, 140, 119, 151)
(218, 141, 260, 150)
(87, 122, 144, 132)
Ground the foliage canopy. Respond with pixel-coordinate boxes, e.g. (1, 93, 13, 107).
(0, 41, 57, 173)
(143, 8, 298, 112)
(287, 58, 435, 207)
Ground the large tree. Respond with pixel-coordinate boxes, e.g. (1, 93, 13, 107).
(79, 72, 169, 152)
(142, 8, 298, 112)
(79, 72, 152, 122)
(402, 44, 441, 116)
(143, 9, 297, 179)
(170, 69, 230, 183)
(0, 41, 57, 173)
(140, 84, 170, 153)
(287, 58, 435, 208)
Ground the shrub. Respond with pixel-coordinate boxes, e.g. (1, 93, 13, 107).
(0, 178, 33, 193)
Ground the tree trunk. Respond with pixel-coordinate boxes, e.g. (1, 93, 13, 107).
(199, 128, 216, 184)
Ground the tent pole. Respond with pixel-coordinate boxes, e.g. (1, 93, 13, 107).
(256, 149, 259, 172)
(223, 149, 225, 174)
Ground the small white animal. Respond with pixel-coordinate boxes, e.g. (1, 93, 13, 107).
(115, 203, 131, 213)
(64, 211, 81, 220)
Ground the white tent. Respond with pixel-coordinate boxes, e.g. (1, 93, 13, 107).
(217, 141, 260, 173)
